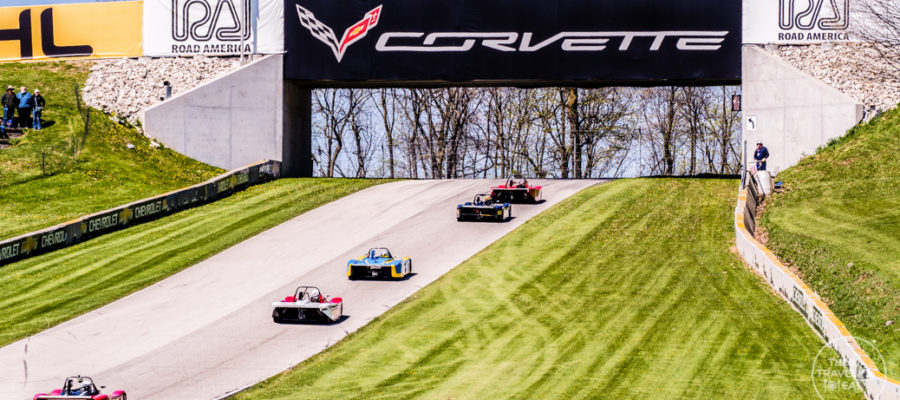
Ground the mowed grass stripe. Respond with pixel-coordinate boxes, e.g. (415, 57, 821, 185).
(236, 179, 858, 400)
(0, 178, 390, 346)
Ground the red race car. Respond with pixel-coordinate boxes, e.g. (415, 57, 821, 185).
(490, 175, 542, 203)
(34, 375, 126, 400)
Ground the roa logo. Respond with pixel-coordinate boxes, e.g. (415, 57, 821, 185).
(779, 0, 849, 30)
(172, 0, 251, 42)
(295, 4, 382, 62)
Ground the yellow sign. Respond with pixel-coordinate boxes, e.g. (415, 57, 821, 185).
(0, 1, 142, 62)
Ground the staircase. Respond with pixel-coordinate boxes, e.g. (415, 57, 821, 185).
(0, 127, 25, 146)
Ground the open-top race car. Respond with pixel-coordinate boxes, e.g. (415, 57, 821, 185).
(272, 286, 343, 323)
(347, 247, 412, 279)
(457, 194, 511, 222)
(33, 375, 126, 400)
(490, 174, 542, 203)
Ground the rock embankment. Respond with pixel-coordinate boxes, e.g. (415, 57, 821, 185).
(83, 56, 241, 125)
(767, 43, 900, 113)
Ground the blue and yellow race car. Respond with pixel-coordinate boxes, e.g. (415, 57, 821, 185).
(347, 247, 412, 279)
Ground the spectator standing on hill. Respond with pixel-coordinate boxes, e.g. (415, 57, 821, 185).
(754, 140, 769, 171)
(1, 86, 15, 127)
(16, 86, 32, 128)
(31, 89, 45, 130)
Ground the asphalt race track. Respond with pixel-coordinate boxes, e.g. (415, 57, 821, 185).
(0, 179, 600, 399)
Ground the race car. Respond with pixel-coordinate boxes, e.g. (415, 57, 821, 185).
(490, 174, 542, 203)
(347, 247, 412, 279)
(457, 194, 511, 222)
(33, 375, 126, 400)
(272, 286, 343, 323)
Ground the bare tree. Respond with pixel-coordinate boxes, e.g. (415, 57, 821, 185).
(641, 87, 682, 175)
(400, 89, 426, 179)
(853, 0, 900, 76)
(372, 88, 399, 178)
(678, 87, 711, 175)
(532, 89, 570, 178)
(315, 85, 738, 179)
(578, 88, 635, 178)
(705, 86, 742, 174)
(348, 92, 375, 178)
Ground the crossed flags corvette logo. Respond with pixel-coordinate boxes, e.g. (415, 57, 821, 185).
(295, 4, 383, 62)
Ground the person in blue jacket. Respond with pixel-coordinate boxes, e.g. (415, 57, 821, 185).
(16, 86, 32, 128)
(754, 140, 770, 171)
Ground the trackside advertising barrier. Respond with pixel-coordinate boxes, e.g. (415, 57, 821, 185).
(0, 1, 143, 62)
(735, 175, 900, 400)
(0, 160, 281, 267)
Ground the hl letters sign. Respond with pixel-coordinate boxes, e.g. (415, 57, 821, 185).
(284, 0, 742, 85)
(0, 2, 142, 62)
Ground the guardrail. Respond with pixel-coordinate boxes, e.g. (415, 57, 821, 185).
(0, 160, 281, 267)
(735, 172, 899, 400)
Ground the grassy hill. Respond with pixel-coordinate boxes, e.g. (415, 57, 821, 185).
(0, 61, 221, 240)
(0, 178, 389, 347)
(760, 109, 900, 374)
(235, 179, 858, 400)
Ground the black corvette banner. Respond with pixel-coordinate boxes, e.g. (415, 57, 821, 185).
(284, 0, 741, 85)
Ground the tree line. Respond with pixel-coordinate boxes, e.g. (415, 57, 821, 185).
(311, 86, 742, 179)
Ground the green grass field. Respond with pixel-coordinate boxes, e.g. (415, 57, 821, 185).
(0, 62, 221, 240)
(760, 108, 900, 375)
(236, 179, 859, 400)
(0, 178, 388, 347)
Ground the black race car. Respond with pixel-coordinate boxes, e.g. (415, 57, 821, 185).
(457, 194, 511, 222)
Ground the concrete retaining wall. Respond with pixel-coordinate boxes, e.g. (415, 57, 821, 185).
(742, 45, 865, 173)
(144, 55, 284, 171)
(734, 176, 900, 400)
(0, 160, 281, 267)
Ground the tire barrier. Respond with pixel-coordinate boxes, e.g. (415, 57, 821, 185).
(735, 172, 900, 400)
(0, 160, 281, 267)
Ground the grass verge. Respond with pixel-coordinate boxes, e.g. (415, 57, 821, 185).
(760, 108, 900, 375)
(235, 178, 858, 400)
(0, 61, 221, 239)
(0, 178, 390, 347)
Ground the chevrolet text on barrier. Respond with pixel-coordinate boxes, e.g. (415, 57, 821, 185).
(0, 160, 281, 267)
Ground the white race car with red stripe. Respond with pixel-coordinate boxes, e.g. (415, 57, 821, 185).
(272, 286, 343, 323)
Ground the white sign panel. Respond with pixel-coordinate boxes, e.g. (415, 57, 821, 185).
(144, 0, 283, 56)
(744, 0, 857, 44)
(257, 0, 284, 54)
